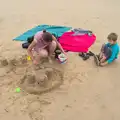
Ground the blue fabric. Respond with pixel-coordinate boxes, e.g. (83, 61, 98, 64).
(13, 24, 72, 41)
(106, 43, 119, 63)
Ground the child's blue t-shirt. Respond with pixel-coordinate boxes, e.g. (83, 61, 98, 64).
(106, 43, 119, 63)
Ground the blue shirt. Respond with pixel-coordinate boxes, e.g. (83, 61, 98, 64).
(106, 43, 119, 63)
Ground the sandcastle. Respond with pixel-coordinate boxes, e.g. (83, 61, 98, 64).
(0, 54, 64, 94)
(20, 67, 63, 94)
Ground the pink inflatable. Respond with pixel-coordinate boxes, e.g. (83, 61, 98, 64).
(59, 32, 96, 52)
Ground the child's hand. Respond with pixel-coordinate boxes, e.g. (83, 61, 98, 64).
(33, 59, 38, 65)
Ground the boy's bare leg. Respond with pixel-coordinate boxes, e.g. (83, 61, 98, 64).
(98, 43, 106, 60)
(100, 55, 107, 63)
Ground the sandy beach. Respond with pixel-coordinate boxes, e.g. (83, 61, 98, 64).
(0, 0, 120, 120)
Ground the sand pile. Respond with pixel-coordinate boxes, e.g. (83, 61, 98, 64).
(0, 55, 64, 94)
(0, 54, 27, 67)
(20, 66, 63, 94)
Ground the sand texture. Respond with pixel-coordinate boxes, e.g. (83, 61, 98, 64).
(0, 0, 120, 120)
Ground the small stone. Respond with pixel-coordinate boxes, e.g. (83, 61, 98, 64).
(65, 105, 72, 108)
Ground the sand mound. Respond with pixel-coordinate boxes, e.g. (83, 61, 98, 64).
(20, 66, 63, 94)
(0, 55, 64, 94)
(0, 54, 27, 67)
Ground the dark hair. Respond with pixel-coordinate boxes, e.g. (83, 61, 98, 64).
(107, 33, 118, 41)
(43, 29, 46, 33)
(42, 32, 53, 42)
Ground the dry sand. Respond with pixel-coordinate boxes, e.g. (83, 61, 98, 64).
(0, 0, 120, 120)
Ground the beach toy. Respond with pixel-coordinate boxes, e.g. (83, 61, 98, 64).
(27, 56, 31, 61)
(58, 53, 67, 64)
(16, 87, 21, 93)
